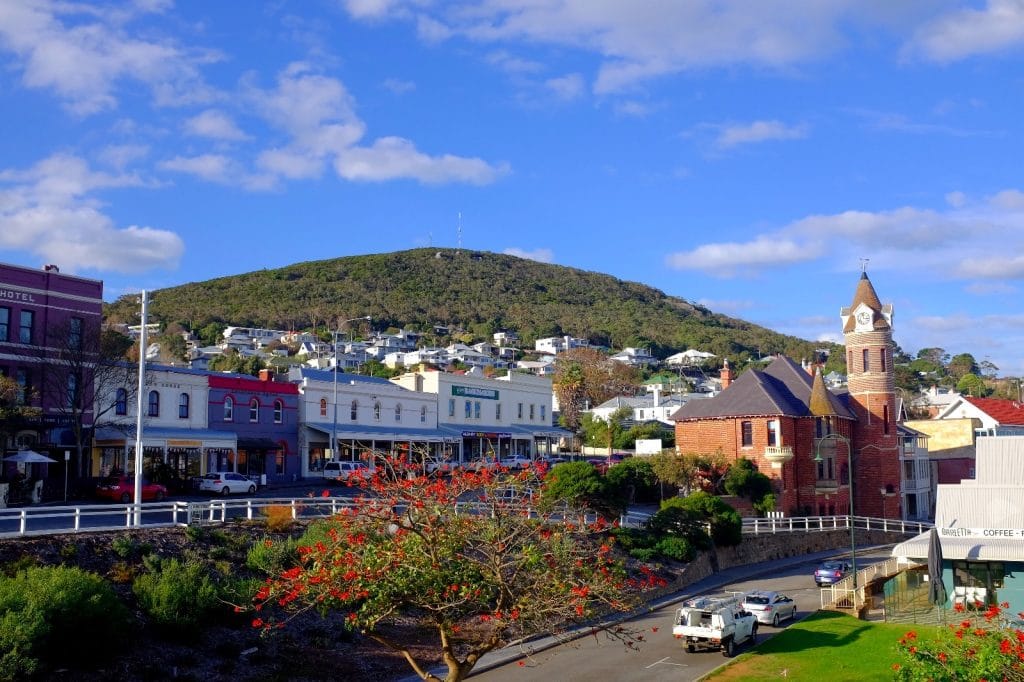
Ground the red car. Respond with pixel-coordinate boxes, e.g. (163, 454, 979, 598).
(95, 475, 168, 503)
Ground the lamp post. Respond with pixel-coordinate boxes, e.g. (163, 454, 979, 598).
(330, 316, 371, 463)
(815, 432, 857, 608)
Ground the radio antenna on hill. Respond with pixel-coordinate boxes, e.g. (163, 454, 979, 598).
(457, 212, 462, 252)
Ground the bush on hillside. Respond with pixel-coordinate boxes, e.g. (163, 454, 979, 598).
(133, 556, 221, 633)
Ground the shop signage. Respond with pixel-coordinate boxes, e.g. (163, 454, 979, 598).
(452, 385, 499, 400)
(938, 527, 1024, 539)
(461, 431, 512, 439)
(167, 439, 202, 447)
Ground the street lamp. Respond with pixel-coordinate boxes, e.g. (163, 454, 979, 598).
(815, 432, 857, 608)
(331, 316, 371, 463)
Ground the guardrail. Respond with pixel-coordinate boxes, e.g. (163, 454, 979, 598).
(819, 556, 923, 611)
(743, 515, 932, 536)
(0, 498, 654, 538)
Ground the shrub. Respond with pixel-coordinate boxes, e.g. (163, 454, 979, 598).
(246, 536, 300, 574)
(608, 527, 655, 551)
(111, 535, 136, 559)
(628, 547, 659, 562)
(655, 536, 694, 562)
(263, 504, 296, 532)
(648, 500, 711, 549)
(543, 461, 624, 518)
(133, 556, 221, 632)
(0, 566, 130, 678)
(605, 459, 658, 504)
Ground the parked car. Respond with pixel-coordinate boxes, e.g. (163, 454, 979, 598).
(95, 475, 167, 503)
(321, 460, 371, 481)
(814, 560, 852, 586)
(198, 471, 256, 496)
(499, 455, 534, 470)
(742, 590, 797, 626)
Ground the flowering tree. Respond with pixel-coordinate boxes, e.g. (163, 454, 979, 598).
(253, 457, 663, 682)
(893, 601, 1024, 680)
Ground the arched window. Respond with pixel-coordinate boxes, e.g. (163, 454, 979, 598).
(395, 403, 402, 421)
(224, 396, 234, 421)
(274, 399, 283, 424)
(178, 392, 189, 419)
(115, 388, 128, 416)
(373, 401, 381, 421)
(319, 398, 327, 417)
(147, 390, 160, 417)
(249, 398, 260, 423)
(350, 400, 358, 421)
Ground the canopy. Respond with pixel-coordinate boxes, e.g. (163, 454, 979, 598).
(4, 450, 57, 463)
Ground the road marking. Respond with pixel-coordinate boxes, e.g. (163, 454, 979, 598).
(645, 657, 688, 669)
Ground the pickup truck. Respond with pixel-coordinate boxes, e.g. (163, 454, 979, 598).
(672, 594, 758, 657)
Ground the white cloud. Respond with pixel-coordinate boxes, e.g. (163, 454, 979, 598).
(503, 247, 554, 263)
(905, 0, 1024, 63)
(159, 154, 235, 182)
(544, 73, 585, 101)
(343, 0, 403, 20)
(614, 100, 652, 118)
(695, 298, 753, 313)
(965, 281, 1017, 295)
(665, 236, 821, 276)
(956, 256, 1024, 280)
(0, 154, 183, 273)
(382, 77, 416, 94)
(486, 50, 544, 75)
(0, 0, 217, 115)
(945, 190, 967, 207)
(715, 120, 807, 148)
(97, 144, 150, 170)
(184, 109, 248, 141)
(334, 136, 509, 185)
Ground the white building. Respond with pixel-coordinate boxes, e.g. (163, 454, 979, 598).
(534, 335, 590, 355)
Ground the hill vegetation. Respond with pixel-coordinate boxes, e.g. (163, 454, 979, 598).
(104, 249, 827, 363)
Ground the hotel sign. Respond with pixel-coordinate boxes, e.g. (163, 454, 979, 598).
(462, 431, 512, 439)
(452, 385, 499, 400)
(0, 288, 37, 303)
(938, 527, 1024, 539)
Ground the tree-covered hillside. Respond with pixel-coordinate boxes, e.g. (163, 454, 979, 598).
(103, 248, 825, 362)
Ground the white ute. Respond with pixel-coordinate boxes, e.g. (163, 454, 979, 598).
(672, 593, 758, 657)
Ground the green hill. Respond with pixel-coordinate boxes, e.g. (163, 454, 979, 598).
(103, 248, 824, 362)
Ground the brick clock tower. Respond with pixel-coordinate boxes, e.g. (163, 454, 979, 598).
(840, 271, 901, 518)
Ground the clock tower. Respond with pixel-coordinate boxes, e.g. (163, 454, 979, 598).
(840, 270, 901, 518)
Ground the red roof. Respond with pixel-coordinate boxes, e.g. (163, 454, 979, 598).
(963, 396, 1024, 425)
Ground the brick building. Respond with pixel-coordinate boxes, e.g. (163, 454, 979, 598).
(0, 262, 103, 479)
(672, 272, 902, 519)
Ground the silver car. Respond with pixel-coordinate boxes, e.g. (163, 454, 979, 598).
(198, 471, 256, 496)
(741, 591, 797, 626)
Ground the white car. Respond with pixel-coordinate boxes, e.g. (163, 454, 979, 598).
(321, 460, 371, 480)
(741, 591, 797, 626)
(199, 471, 256, 496)
(499, 455, 534, 470)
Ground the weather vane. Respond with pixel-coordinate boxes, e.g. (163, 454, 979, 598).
(860, 257, 869, 273)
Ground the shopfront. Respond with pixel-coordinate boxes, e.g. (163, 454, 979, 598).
(92, 426, 237, 485)
(303, 423, 449, 475)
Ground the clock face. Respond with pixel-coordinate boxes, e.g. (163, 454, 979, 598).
(856, 311, 871, 326)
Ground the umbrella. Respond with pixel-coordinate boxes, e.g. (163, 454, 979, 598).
(4, 450, 57, 464)
(927, 527, 947, 606)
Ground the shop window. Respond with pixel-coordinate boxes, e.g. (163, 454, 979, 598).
(249, 398, 260, 423)
(953, 561, 1004, 607)
(178, 392, 189, 419)
(147, 390, 160, 417)
(275, 451, 285, 475)
(741, 421, 753, 447)
(274, 400, 283, 424)
(224, 396, 234, 421)
(115, 388, 127, 415)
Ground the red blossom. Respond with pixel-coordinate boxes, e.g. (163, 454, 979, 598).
(252, 618, 264, 628)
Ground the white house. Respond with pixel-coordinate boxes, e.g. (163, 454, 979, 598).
(665, 349, 716, 366)
(534, 335, 590, 355)
(608, 347, 658, 367)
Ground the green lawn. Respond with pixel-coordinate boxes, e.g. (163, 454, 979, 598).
(701, 611, 941, 681)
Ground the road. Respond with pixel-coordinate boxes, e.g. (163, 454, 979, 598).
(469, 550, 890, 682)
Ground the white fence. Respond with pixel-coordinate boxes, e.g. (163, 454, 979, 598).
(743, 515, 932, 536)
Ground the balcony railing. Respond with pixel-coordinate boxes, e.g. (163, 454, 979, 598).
(763, 445, 794, 467)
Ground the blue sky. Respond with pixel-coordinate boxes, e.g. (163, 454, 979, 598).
(2, 1, 1024, 376)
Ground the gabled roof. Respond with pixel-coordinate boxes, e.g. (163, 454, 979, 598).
(962, 397, 1024, 426)
(671, 356, 853, 421)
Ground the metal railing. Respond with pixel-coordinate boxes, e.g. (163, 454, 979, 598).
(743, 515, 932, 536)
(0, 498, 654, 538)
(819, 556, 923, 610)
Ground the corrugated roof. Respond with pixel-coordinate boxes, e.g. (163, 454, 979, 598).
(935, 485, 1024, 528)
(963, 397, 1024, 426)
(672, 356, 853, 421)
(975, 436, 1024, 484)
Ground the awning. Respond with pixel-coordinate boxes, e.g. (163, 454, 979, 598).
(515, 424, 574, 439)
(892, 531, 1024, 562)
(438, 425, 530, 440)
(94, 426, 237, 448)
(306, 422, 450, 443)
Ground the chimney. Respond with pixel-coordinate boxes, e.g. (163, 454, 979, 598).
(652, 385, 661, 407)
(720, 359, 734, 390)
(259, 368, 273, 382)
